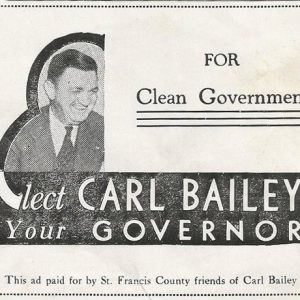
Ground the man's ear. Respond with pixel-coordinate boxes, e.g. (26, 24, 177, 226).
(44, 80, 56, 100)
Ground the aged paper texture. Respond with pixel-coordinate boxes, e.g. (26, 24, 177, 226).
(0, 3, 299, 299)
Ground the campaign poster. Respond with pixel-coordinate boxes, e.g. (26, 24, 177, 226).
(0, 2, 299, 299)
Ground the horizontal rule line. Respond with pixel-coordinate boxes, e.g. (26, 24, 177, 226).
(137, 110, 300, 114)
(137, 124, 300, 127)
(1, 5, 300, 9)
(0, 293, 299, 297)
(137, 117, 300, 121)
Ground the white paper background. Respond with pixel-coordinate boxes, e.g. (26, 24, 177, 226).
(0, 3, 300, 299)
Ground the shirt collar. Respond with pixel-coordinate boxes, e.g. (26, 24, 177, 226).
(49, 106, 78, 155)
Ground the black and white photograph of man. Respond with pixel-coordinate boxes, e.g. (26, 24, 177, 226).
(5, 43, 105, 172)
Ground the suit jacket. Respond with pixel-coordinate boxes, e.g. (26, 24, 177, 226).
(5, 106, 104, 172)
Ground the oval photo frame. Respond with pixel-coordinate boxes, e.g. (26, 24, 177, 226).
(0, 32, 105, 170)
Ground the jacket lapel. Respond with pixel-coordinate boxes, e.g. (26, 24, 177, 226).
(75, 120, 103, 172)
(27, 107, 103, 172)
(30, 107, 57, 171)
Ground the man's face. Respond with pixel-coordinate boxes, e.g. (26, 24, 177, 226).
(52, 67, 99, 125)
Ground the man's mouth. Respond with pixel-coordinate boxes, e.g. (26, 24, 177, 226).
(72, 104, 88, 111)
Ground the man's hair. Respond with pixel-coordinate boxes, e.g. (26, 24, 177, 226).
(47, 48, 98, 84)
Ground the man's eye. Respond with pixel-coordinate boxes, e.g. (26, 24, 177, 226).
(89, 90, 98, 96)
(71, 90, 82, 94)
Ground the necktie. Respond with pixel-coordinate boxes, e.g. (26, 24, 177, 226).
(56, 126, 75, 171)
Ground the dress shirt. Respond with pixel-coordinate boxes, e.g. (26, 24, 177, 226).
(49, 107, 78, 156)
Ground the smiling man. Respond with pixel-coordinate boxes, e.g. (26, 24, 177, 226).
(5, 48, 104, 172)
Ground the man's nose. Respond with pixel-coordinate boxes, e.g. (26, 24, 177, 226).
(77, 92, 92, 106)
